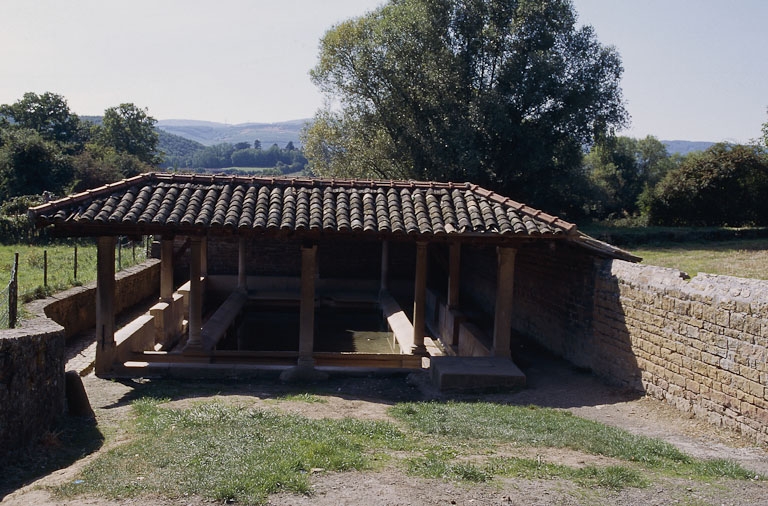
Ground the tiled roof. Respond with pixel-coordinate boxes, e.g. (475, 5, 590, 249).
(30, 173, 577, 239)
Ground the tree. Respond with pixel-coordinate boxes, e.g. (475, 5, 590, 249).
(96, 103, 161, 165)
(285, 141, 295, 151)
(253, 139, 262, 150)
(585, 135, 675, 218)
(234, 141, 251, 150)
(645, 144, 768, 226)
(0, 91, 88, 153)
(0, 128, 73, 199)
(303, 0, 627, 217)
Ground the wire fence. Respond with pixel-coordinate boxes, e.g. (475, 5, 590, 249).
(0, 237, 152, 329)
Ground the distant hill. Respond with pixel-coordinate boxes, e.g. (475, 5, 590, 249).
(662, 140, 715, 156)
(155, 119, 309, 148)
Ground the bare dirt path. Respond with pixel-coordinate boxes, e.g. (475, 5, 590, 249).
(3, 349, 768, 506)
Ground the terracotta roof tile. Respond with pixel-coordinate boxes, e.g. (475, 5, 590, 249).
(30, 173, 578, 239)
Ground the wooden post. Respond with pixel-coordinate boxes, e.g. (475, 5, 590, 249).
(380, 240, 389, 294)
(74, 244, 78, 281)
(117, 238, 122, 271)
(184, 237, 203, 350)
(200, 236, 208, 278)
(95, 236, 116, 376)
(238, 237, 247, 292)
(8, 253, 18, 328)
(297, 244, 318, 368)
(43, 250, 48, 288)
(448, 242, 461, 309)
(412, 241, 428, 355)
(160, 237, 174, 302)
(492, 246, 517, 358)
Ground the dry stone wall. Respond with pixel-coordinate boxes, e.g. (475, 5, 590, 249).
(0, 259, 160, 455)
(593, 262, 768, 443)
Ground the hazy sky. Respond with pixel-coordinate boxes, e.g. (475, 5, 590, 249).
(1, 0, 766, 143)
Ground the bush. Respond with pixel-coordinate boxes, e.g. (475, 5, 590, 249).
(645, 144, 768, 226)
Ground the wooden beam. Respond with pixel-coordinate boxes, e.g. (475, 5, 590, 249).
(448, 242, 461, 309)
(298, 243, 318, 368)
(95, 236, 116, 376)
(160, 237, 174, 302)
(238, 237, 247, 291)
(492, 246, 517, 358)
(412, 241, 428, 355)
(380, 239, 389, 294)
(184, 237, 203, 351)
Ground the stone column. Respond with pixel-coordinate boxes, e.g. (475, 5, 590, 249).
(412, 241, 428, 355)
(492, 246, 517, 358)
(95, 236, 116, 376)
(160, 236, 174, 302)
(297, 244, 317, 368)
(380, 240, 389, 294)
(447, 242, 461, 309)
(184, 237, 203, 351)
(238, 237, 247, 292)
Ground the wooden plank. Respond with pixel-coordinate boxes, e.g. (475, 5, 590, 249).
(200, 290, 248, 351)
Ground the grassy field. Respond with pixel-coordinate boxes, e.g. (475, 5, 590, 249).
(0, 239, 149, 303)
(41, 388, 760, 505)
(631, 238, 768, 280)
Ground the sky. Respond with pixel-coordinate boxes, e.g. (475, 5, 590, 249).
(1, 0, 766, 143)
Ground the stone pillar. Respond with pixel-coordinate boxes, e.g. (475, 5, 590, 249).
(447, 242, 461, 309)
(184, 237, 203, 350)
(380, 240, 389, 294)
(160, 237, 174, 302)
(298, 244, 318, 368)
(238, 237, 247, 292)
(492, 246, 517, 358)
(95, 236, 116, 376)
(412, 241, 428, 355)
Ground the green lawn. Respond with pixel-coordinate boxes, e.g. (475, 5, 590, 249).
(631, 238, 768, 280)
(0, 239, 149, 303)
(48, 394, 761, 505)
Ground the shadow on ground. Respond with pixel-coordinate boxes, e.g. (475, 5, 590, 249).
(98, 340, 642, 412)
(0, 416, 104, 500)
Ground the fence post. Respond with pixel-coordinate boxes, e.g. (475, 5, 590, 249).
(118, 238, 122, 271)
(132, 240, 136, 263)
(9, 253, 18, 328)
(43, 250, 48, 288)
(74, 244, 78, 281)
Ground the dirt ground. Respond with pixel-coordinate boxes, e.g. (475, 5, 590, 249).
(3, 349, 768, 506)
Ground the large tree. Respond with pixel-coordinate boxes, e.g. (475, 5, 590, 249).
(96, 103, 161, 165)
(0, 91, 88, 153)
(304, 0, 627, 217)
(584, 135, 675, 218)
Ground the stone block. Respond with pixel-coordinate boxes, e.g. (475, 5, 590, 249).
(430, 356, 526, 392)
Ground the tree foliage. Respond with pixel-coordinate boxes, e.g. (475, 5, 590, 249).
(644, 144, 768, 226)
(304, 0, 628, 217)
(0, 92, 89, 153)
(584, 135, 675, 218)
(0, 128, 73, 199)
(96, 103, 161, 165)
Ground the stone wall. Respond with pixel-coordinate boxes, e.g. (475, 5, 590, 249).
(0, 259, 160, 455)
(0, 317, 65, 455)
(592, 262, 768, 443)
(26, 259, 161, 340)
(460, 243, 768, 444)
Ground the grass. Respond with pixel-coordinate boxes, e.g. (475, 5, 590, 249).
(56, 398, 406, 504)
(49, 396, 762, 505)
(0, 239, 149, 303)
(631, 238, 768, 280)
